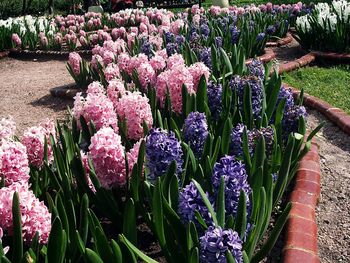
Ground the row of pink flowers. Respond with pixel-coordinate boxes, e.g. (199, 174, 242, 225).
(0, 117, 52, 244)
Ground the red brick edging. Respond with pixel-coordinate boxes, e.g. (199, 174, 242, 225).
(0, 51, 9, 59)
(266, 33, 293, 47)
(283, 139, 321, 263)
(277, 53, 316, 74)
(310, 51, 350, 62)
(284, 83, 350, 136)
(246, 48, 275, 65)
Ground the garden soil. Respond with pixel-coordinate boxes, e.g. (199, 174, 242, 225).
(0, 57, 349, 262)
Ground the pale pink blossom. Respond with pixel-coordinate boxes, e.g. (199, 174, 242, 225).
(0, 183, 51, 244)
(0, 140, 30, 186)
(107, 79, 126, 109)
(188, 62, 210, 91)
(0, 116, 16, 142)
(89, 127, 126, 188)
(116, 91, 153, 140)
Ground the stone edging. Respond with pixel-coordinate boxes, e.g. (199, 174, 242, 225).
(50, 83, 81, 99)
(284, 84, 350, 136)
(283, 138, 321, 263)
(0, 51, 9, 59)
(266, 33, 293, 47)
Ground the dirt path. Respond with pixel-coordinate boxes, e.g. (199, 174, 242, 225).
(0, 57, 73, 135)
(307, 109, 350, 262)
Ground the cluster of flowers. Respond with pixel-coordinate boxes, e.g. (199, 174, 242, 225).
(0, 117, 51, 244)
(296, 0, 350, 52)
(72, 81, 150, 188)
(87, 46, 210, 114)
(297, 0, 350, 32)
(177, 154, 251, 262)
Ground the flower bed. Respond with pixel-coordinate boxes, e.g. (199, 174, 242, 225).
(1, 3, 304, 54)
(0, 4, 325, 263)
(295, 0, 350, 53)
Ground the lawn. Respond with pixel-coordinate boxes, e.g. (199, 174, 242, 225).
(283, 66, 350, 114)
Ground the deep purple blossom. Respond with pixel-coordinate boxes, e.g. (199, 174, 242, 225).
(183, 112, 209, 158)
(166, 43, 178, 56)
(247, 59, 265, 80)
(178, 182, 213, 227)
(199, 47, 212, 69)
(146, 128, 183, 182)
(141, 39, 152, 58)
(256, 32, 266, 42)
(266, 25, 276, 35)
(207, 81, 222, 120)
(229, 25, 240, 44)
(229, 76, 263, 119)
(200, 226, 243, 263)
(215, 36, 223, 49)
(230, 123, 246, 157)
(212, 155, 251, 217)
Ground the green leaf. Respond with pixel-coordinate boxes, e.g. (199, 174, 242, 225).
(95, 227, 114, 262)
(225, 251, 236, 263)
(216, 176, 226, 228)
(251, 203, 292, 263)
(191, 179, 218, 226)
(190, 248, 199, 263)
(196, 75, 208, 113)
(110, 240, 123, 263)
(12, 192, 23, 263)
(47, 218, 67, 263)
(221, 119, 232, 155)
(123, 198, 137, 245)
(152, 178, 166, 247)
(235, 191, 248, 240)
(85, 248, 104, 263)
(119, 234, 158, 263)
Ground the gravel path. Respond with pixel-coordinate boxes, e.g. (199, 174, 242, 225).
(0, 57, 73, 135)
(0, 57, 349, 262)
(307, 109, 350, 262)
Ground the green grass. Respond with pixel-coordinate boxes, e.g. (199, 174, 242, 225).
(283, 66, 350, 114)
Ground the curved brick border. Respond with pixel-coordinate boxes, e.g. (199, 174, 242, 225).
(310, 51, 350, 62)
(9, 49, 92, 60)
(50, 83, 81, 99)
(284, 83, 350, 136)
(246, 48, 275, 64)
(277, 53, 316, 74)
(266, 33, 293, 47)
(0, 51, 9, 59)
(283, 138, 321, 263)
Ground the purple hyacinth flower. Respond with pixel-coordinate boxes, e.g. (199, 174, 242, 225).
(247, 59, 265, 81)
(256, 32, 266, 42)
(178, 182, 213, 228)
(146, 128, 183, 182)
(200, 226, 243, 263)
(212, 155, 251, 217)
(207, 81, 223, 120)
(183, 112, 209, 158)
(229, 76, 263, 119)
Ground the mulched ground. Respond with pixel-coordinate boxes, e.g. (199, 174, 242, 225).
(0, 55, 349, 262)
